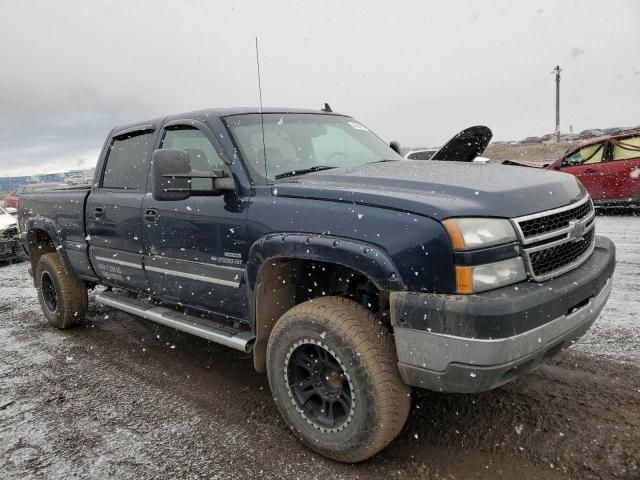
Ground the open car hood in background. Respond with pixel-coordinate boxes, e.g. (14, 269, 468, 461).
(431, 126, 493, 162)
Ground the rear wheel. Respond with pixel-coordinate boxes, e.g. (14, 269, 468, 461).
(36, 253, 87, 329)
(267, 296, 411, 462)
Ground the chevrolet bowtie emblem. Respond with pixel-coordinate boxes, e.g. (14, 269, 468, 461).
(568, 219, 586, 242)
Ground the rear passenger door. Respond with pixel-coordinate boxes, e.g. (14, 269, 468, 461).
(86, 127, 155, 291)
(141, 121, 247, 320)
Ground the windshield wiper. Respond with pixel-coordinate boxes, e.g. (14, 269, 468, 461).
(275, 165, 336, 180)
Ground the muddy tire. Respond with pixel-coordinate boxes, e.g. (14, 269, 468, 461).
(266, 296, 411, 463)
(36, 253, 87, 329)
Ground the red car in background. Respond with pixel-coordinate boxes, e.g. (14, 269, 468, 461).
(3, 182, 66, 209)
(505, 130, 640, 206)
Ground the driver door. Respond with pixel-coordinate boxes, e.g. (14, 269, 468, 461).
(141, 121, 248, 320)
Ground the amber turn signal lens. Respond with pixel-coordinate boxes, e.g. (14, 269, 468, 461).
(455, 266, 473, 294)
(442, 219, 465, 250)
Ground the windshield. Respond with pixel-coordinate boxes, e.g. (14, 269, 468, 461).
(225, 113, 402, 183)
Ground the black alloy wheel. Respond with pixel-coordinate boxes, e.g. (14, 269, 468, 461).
(40, 271, 58, 312)
(286, 341, 353, 430)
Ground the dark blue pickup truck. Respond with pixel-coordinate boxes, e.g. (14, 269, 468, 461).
(18, 107, 615, 462)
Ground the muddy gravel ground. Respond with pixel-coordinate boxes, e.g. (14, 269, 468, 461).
(1, 215, 639, 480)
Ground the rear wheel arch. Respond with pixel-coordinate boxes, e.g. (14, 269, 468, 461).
(26, 229, 57, 279)
(25, 227, 78, 284)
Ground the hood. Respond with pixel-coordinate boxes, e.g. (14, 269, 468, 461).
(0, 213, 17, 230)
(431, 126, 492, 162)
(274, 160, 585, 219)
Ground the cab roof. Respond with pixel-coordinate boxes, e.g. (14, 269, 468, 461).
(113, 107, 346, 136)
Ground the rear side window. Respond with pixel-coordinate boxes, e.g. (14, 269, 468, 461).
(611, 136, 640, 161)
(102, 132, 154, 190)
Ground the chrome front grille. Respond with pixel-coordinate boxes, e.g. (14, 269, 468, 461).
(513, 196, 596, 281)
(529, 228, 594, 277)
(519, 200, 591, 239)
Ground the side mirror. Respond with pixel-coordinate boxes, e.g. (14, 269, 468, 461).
(389, 141, 402, 155)
(212, 177, 236, 192)
(151, 149, 192, 201)
(5, 207, 17, 215)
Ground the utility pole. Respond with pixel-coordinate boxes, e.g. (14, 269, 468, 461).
(552, 65, 562, 142)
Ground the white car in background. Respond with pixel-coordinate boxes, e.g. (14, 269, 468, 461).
(0, 206, 23, 262)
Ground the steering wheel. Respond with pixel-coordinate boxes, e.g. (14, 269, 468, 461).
(325, 151, 348, 164)
(263, 147, 285, 165)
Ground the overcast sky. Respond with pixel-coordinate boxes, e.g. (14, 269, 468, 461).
(1, 0, 639, 177)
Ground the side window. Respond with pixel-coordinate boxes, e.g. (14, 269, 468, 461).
(161, 127, 225, 190)
(102, 132, 153, 190)
(611, 136, 640, 161)
(562, 142, 604, 167)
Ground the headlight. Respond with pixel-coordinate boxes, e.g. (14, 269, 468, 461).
(442, 218, 525, 293)
(442, 218, 517, 250)
(455, 257, 527, 294)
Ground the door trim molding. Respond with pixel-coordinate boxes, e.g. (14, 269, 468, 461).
(144, 255, 244, 288)
(95, 256, 143, 270)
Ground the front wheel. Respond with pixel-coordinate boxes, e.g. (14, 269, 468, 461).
(36, 253, 88, 329)
(266, 297, 411, 462)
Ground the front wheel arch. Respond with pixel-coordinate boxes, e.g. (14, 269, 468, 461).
(251, 257, 390, 373)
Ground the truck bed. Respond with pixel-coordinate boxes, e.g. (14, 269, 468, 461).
(19, 186, 95, 281)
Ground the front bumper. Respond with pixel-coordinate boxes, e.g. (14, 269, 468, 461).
(391, 236, 615, 393)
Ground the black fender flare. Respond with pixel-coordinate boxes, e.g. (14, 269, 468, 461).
(247, 232, 405, 296)
(246, 233, 405, 372)
(22, 217, 75, 278)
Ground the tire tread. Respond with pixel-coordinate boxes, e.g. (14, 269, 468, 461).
(36, 253, 87, 328)
(269, 296, 410, 462)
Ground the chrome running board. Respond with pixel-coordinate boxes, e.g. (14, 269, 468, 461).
(95, 291, 254, 353)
